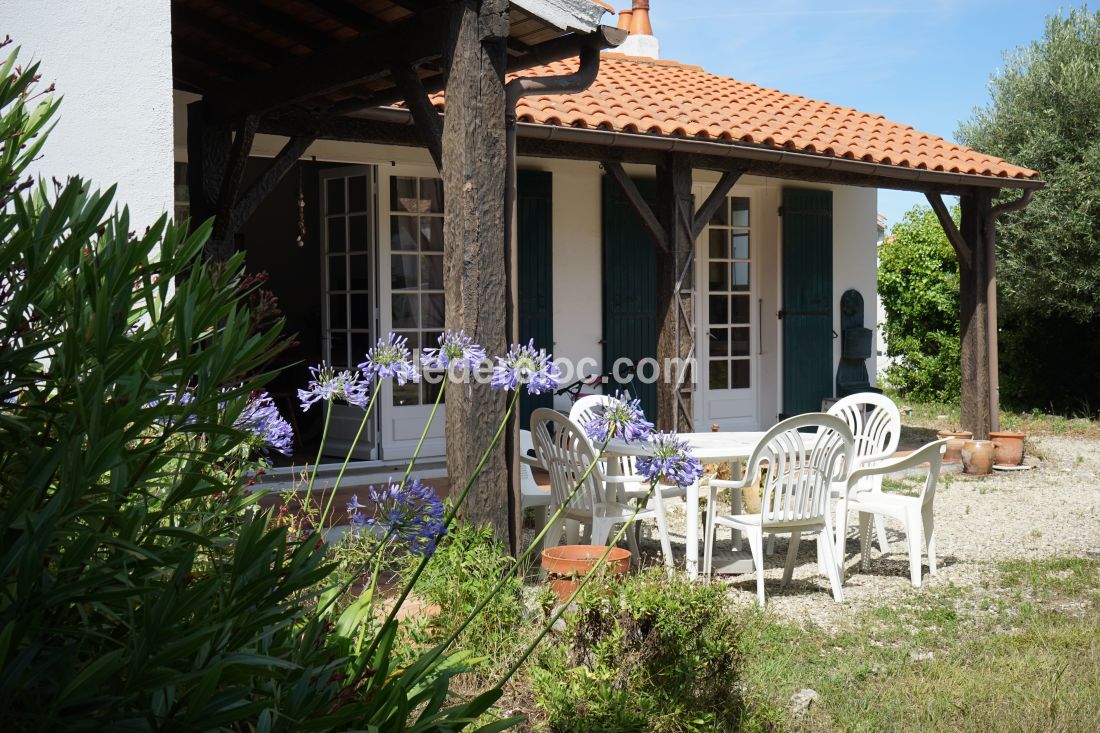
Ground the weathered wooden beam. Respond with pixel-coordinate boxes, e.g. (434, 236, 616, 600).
(655, 154, 696, 432)
(207, 6, 448, 121)
(443, 0, 514, 550)
(925, 191, 972, 269)
(692, 169, 742, 238)
(219, 0, 336, 51)
(211, 114, 258, 248)
(230, 134, 317, 234)
(957, 190, 994, 439)
(390, 64, 444, 172)
(171, 5, 289, 67)
(603, 161, 668, 251)
(186, 101, 232, 260)
(308, 0, 388, 34)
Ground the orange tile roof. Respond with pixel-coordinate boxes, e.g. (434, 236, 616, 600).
(503, 53, 1038, 181)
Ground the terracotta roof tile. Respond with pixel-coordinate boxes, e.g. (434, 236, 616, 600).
(490, 54, 1038, 180)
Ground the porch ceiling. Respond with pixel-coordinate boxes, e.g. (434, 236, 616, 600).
(171, 0, 611, 122)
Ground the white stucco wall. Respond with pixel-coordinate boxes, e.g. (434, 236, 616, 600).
(829, 184, 879, 388)
(0, 1, 174, 227)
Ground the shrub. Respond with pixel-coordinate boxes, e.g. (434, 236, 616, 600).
(531, 569, 745, 733)
(877, 205, 961, 403)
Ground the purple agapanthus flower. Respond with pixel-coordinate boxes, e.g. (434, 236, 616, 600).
(636, 432, 704, 488)
(235, 391, 294, 456)
(358, 333, 420, 386)
(346, 478, 446, 555)
(420, 329, 486, 372)
(297, 363, 372, 411)
(491, 339, 561, 395)
(584, 391, 654, 444)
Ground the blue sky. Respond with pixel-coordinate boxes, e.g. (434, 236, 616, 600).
(645, 0, 1066, 231)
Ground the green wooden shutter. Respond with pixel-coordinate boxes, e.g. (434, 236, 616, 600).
(781, 188, 834, 418)
(518, 169, 554, 429)
(602, 175, 658, 418)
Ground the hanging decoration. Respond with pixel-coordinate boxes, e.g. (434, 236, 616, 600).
(295, 165, 306, 247)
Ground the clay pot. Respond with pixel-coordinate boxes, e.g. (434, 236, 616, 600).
(961, 439, 994, 475)
(936, 430, 973, 462)
(989, 430, 1026, 466)
(540, 544, 631, 602)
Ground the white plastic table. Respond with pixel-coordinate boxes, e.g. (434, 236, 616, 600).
(604, 431, 767, 578)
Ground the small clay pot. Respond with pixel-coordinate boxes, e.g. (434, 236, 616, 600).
(540, 544, 631, 602)
(961, 439, 994, 475)
(989, 430, 1026, 466)
(936, 430, 973, 463)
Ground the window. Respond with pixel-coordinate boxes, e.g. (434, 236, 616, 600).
(706, 196, 751, 390)
(389, 176, 444, 406)
(324, 171, 375, 371)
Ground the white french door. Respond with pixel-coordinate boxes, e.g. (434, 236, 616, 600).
(696, 190, 758, 430)
(377, 168, 446, 459)
(320, 166, 379, 460)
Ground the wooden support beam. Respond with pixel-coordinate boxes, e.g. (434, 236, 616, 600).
(443, 0, 515, 550)
(308, 0, 387, 34)
(171, 5, 289, 67)
(211, 114, 258, 249)
(655, 154, 696, 432)
(390, 64, 444, 172)
(219, 0, 336, 51)
(925, 191, 972, 269)
(603, 161, 668, 251)
(957, 190, 994, 439)
(186, 101, 232, 260)
(230, 134, 317, 234)
(692, 169, 742, 238)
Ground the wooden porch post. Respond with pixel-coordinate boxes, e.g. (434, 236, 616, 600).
(186, 101, 232, 260)
(958, 190, 994, 439)
(441, 0, 513, 546)
(655, 153, 696, 432)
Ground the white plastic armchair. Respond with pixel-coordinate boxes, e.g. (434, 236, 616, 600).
(826, 393, 901, 559)
(703, 413, 854, 607)
(519, 428, 553, 551)
(529, 408, 657, 566)
(838, 439, 948, 587)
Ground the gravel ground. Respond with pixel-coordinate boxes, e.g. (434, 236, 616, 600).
(621, 435, 1100, 628)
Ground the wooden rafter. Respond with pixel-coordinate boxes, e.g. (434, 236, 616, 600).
(171, 5, 288, 67)
(206, 6, 448, 120)
(603, 161, 668, 251)
(925, 191, 971, 269)
(230, 135, 317, 234)
(390, 64, 444, 172)
(218, 0, 336, 51)
(691, 169, 742, 238)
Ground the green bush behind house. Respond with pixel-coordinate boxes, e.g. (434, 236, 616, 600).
(878, 205, 962, 403)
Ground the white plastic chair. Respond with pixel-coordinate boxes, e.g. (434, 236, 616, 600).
(825, 392, 901, 561)
(530, 408, 657, 565)
(519, 428, 553, 551)
(703, 413, 854, 607)
(568, 394, 684, 567)
(838, 439, 948, 587)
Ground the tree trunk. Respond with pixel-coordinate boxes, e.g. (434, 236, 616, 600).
(442, 0, 512, 545)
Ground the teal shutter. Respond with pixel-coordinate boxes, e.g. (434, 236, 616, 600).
(601, 175, 658, 418)
(781, 188, 834, 417)
(518, 170, 554, 429)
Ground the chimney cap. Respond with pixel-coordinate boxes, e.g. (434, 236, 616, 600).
(617, 8, 633, 31)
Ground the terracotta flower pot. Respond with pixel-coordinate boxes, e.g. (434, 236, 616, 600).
(961, 439, 994, 475)
(936, 430, 973, 463)
(989, 430, 1026, 466)
(540, 544, 631, 602)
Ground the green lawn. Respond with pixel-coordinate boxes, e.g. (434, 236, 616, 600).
(739, 558, 1100, 732)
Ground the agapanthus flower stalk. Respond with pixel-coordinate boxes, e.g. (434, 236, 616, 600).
(235, 391, 294, 456)
(359, 333, 420, 386)
(583, 391, 653, 444)
(491, 339, 561, 395)
(297, 363, 372, 411)
(420, 329, 486, 372)
(347, 479, 446, 556)
(636, 432, 704, 487)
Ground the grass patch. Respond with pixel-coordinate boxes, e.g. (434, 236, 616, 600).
(892, 393, 1100, 438)
(741, 558, 1100, 732)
